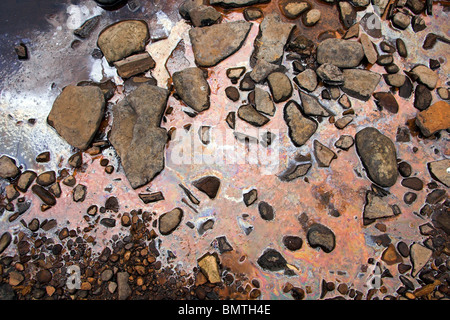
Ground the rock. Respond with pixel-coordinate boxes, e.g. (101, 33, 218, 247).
(341, 69, 381, 101)
(189, 21, 252, 67)
(411, 65, 438, 89)
(406, 0, 425, 14)
(398, 161, 412, 177)
(294, 69, 318, 92)
(399, 76, 413, 99)
(380, 41, 396, 53)
(109, 84, 169, 189)
(411, 15, 427, 33)
(392, 12, 410, 30)
(62, 175, 76, 187)
(97, 20, 149, 64)
(36, 171, 56, 187)
(225, 86, 240, 102)
(254, 88, 275, 116)
(36, 269, 52, 284)
(267, 72, 292, 102)
(210, 0, 270, 7)
(74, 15, 100, 39)
(314, 140, 337, 167)
(251, 13, 295, 66)
(68, 152, 83, 168)
(227, 66, 246, 83)
(5, 185, 19, 201)
(243, 189, 258, 206)
(317, 38, 364, 68)
(437, 87, 449, 100)
(335, 135, 354, 150)
(414, 84, 432, 111)
(283, 236, 303, 251)
(173, 67, 210, 113)
(257, 248, 287, 271)
(31, 185, 56, 206)
(159, 208, 183, 235)
(197, 253, 221, 283)
(114, 52, 155, 79)
(303, 9, 321, 26)
(381, 244, 403, 265)
(238, 104, 270, 127)
(179, 0, 204, 20)
(426, 189, 446, 205)
(15, 171, 36, 193)
(376, 54, 394, 66)
(193, 176, 220, 199)
(410, 243, 432, 277)
(338, 1, 357, 29)
(307, 223, 336, 253)
(432, 204, 450, 234)
(284, 100, 318, 147)
(258, 201, 274, 221)
(36, 151, 50, 163)
(396, 38, 408, 58)
(334, 116, 353, 129)
(401, 177, 423, 191)
(189, 5, 222, 27)
(249, 59, 280, 83)
(49, 182, 61, 198)
(239, 72, 256, 91)
(0, 232, 12, 255)
(428, 159, 450, 187)
(355, 127, 398, 187)
(415, 101, 450, 137)
(372, 0, 389, 15)
(316, 63, 344, 85)
(363, 191, 396, 224)
(384, 74, 406, 87)
(338, 94, 351, 109)
(0, 156, 19, 179)
(278, 163, 311, 181)
(0, 284, 15, 300)
(48, 85, 105, 150)
(138, 192, 164, 204)
(373, 92, 399, 114)
(243, 7, 263, 20)
(343, 22, 359, 39)
(226, 112, 236, 129)
(117, 272, 131, 300)
(429, 59, 440, 70)
(73, 184, 87, 202)
(279, 0, 310, 19)
(100, 218, 116, 228)
(14, 43, 28, 60)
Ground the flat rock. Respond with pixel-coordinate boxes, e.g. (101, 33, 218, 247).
(316, 63, 344, 85)
(210, 0, 270, 7)
(294, 69, 317, 92)
(139, 191, 164, 204)
(415, 101, 450, 137)
(254, 88, 275, 116)
(48, 85, 105, 150)
(0, 156, 19, 179)
(314, 140, 337, 167)
(159, 208, 184, 235)
(189, 20, 252, 67)
(97, 20, 149, 64)
(299, 91, 332, 117)
(335, 135, 354, 150)
(257, 248, 287, 271)
(226, 66, 246, 83)
(173, 67, 210, 113)
(189, 5, 222, 27)
(249, 59, 280, 83)
(363, 191, 396, 224)
(278, 163, 312, 181)
(279, 0, 310, 19)
(317, 38, 364, 68)
(355, 127, 398, 187)
(243, 189, 258, 206)
(410, 243, 433, 277)
(341, 69, 381, 101)
(74, 15, 100, 39)
(117, 272, 131, 300)
(411, 65, 438, 89)
(427, 159, 450, 187)
(373, 92, 399, 114)
(114, 52, 155, 79)
(73, 184, 87, 202)
(197, 253, 221, 283)
(193, 176, 221, 199)
(32, 185, 56, 206)
(252, 13, 295, 66)
(339, 2, 357, 29)
(284, 100, 318, 147)
(307, 223, 336, 253)
(238, 104, 270, 127)
(258, 201, 274, 220)
(267, 72, 292, 102)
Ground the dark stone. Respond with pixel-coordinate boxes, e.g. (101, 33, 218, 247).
(193, 176, 221, 199)
(243, 189, 258, 206)
(258, 201, 274, 221)
(105, 196, 119, 212)
(74, 15, 100, 39)
(225, 86, 240, 102)
(139, 192, 164, 204)
(398, 161, 412, 177)
(404, 192, 417, 205)
(307, 223, 336, 253)
(257, 248, 287, 271)
(398, 76, 413, 99)
(414, 84, 432, 111)
(401, 177, 424, 191)
(100, 218, 116, 228)
(31, 185, 56, 206)
(0, 284, 16, 300)
(373, 92, 399, 114)
(426, 189, 446, 205)
(283, 236, 303, 251)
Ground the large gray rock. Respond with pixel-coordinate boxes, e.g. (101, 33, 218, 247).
(317, 38, 364, 68)
(173, 67, 210, 113)
(47, 85, 105, 150)
(355, 127, 398, 187)
(251, 13, 295, 66)
(109, 84, 169, 189)
(189, 21, 252, 67)
(341, 69, 381, 101)
(284, 100, 318, 147)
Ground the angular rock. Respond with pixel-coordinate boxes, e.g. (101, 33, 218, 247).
(428, 159, 450, 187)
(412, 15, 426, 33)
(278, 163, 311, 181)
(243, 189, 258, 206)
(198, 253, 221, 283)
(5, 185, 19, 201)
(254, 88, 275, 116)
(334, 116, 353, 129)
(415, 101, 450, 137)
(114, 52, 155, 79)
(294, 69, 317, 92)
(284, 101, 318, 147)
(73, 184, 87, 202)
(251, 13, 295, 66)
(258, 201, 274, 221)
(363, 191, 396, 224)
(299, 91, 332, 117)
(314, 140, 337, 167)
(257, 248, 287, 271)
(406, 0, 425, 14)
(399, 76, 413, 99)
(267, 72, 292, 102)
(426, 189, 446, 205)
(335, 135, 354, 150)
(173, 67, 210, 113)
(47, 85, 105, 150)
(381, 244, 403, 265)
(355, 127, 398, 187)
(411, 65, 438, 89)
(159, 208, 184, 235)
(316, 63, 344, 85)
(117, 272, 131, 300)
(189, 20, 252, 67)
(341, 69, 381, 101)
(227, 66, 246, 83)
(193, 176, 220, 199)
(338, 1, 357, 29)
(410, 243, 432, 277)
(238, 104, 270, 127)
(31, 185, 56, 206)
(307, 223, 336, 253)
(74, 15, 100, 39)
(189, 5, 222, 27)
(0, 156, 19, 179)
(138, 191, 164, 204)
(249, 59, 280, 83)
(226, 112, 236, 129)
(239, 72, 255, 91)
(97, 20, 149, 64)
(317, 38, 364, 68)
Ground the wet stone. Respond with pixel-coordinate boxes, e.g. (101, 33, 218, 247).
(399, 76, 413, 99)
(258, 201, 275, 221)
(16, 171, 37, 192)
(380, 41, 396, 53)
(384, 74, 406, 87)
(226, 66, 246, 83)
(410, 243, 433, 277)
(360, 33, 378, 65)
(334, 116, 353, 129)
(249, 59, 281, 83)
(437, 87, 450, 100)
(283, 236, 303, 251)
(0, 232, 12, 255)
(338, 1, 357, 30)
(5, 185, 19, 201)
(114, 52, 156, 79)
(243, 7, 263, 21)
(100, 218, 116, 228)
(381, 244, 403, 265)
(74, 15, 100, 39)
(14, 43, 28, 60)
(385, 64, 400, 74)
(139, 191, 164, 204)
(412, 15, 427, 33)
(363, 191, 396, 224)
(377, 55, 394, 66)
(397, 241, 410, 257)
(307, 223, 336, 253)
(210, 0, 270, 7)
(411, 65, 438, 90)
(197, 253, 221, 283)
(317, 38, 364, 68)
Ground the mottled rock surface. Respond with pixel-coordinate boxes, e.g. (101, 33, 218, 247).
(173, 67, 210, 113)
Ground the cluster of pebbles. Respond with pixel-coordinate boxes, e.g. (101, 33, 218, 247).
(1, 0, 449, 300)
